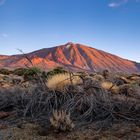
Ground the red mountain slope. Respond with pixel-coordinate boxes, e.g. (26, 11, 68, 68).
(0, 43, 140, 72)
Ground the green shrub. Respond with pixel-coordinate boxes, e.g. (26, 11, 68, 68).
(41, 71, 48, 79)
(14, 67, 41, 81)
(0, 68, 12, 75)
(24, 67, 41, 80)
(13, 68, 28, 76)
(46, 67, 67, 78)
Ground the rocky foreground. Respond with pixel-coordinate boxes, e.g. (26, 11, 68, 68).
(0, 68, 140, 140)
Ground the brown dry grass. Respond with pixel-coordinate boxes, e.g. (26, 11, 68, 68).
(46, 73, 82, 91)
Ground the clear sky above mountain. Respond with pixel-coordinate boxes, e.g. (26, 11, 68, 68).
(0, 0, 140, 62)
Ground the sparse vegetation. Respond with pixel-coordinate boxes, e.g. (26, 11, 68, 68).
(103, 69, 109, 79)
(23, 67, 41, 80)
(0, 68, 12, 75)
(13, 67, 41, 80)
(46, 73, 82, 91)
(46, 67, 67, 78)
(50, 110, 75, 132)
(13, 68, 28, 76)
(0, 67, 140, 139)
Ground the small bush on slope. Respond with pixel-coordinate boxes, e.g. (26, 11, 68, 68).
(46, 67, 67, 78)
(13, 67, 41, 80)
(23, 67, 41, 80)
(0, 68, 12, 75)
(13, 68, 28, 76)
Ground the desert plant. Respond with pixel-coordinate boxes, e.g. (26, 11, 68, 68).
(92, 74, 104, 81)
(23, 67, 41, 81)
(13, 68, 28, 76)
(0, 68, 12, 75)
(118, 83, 140, 99)
(13, 67, 41, 81)
(101, 81, 114, 90)
(0, 68, 140, 133)
(46, 67, 67, 78)
(103, 69, 109, 79)
(41, 71, 48, 79)
(50, 110, 75, 132)
(47, 73, 82, 91)
(89, 73, 96, 77)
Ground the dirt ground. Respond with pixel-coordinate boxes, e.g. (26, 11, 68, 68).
(0, 121, 140, 140)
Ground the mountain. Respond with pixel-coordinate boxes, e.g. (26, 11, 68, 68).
(0, 42, 140, 73)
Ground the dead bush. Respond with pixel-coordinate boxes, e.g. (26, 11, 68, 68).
(50, 110, 74, 132)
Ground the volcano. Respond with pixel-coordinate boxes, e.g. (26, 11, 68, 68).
(0, 42, 140, 73)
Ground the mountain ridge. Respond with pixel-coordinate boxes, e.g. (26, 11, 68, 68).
(0, 42, 139, 73)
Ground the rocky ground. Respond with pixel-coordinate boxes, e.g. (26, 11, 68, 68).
(0, 69, 140, 140)
(0, 121, 139, 140)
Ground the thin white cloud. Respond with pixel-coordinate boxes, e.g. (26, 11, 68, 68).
(0, 0, 6, 6)
(108, 0, 129, 8)
(108, 2, 120, 7)
(108, 0, 140, 8)
(0, 33, 8, 38)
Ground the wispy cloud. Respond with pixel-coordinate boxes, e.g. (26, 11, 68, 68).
(0, 0, 6, 6)
(108, 0, 128, 8)
(108, 0, 140, 8)
(0, 33, 8, 38)
(108, 2, 121, 8)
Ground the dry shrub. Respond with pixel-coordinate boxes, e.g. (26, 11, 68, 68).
(101, 81, 113, 90)
(101, 81, 119, 94)
(50, 110, 74, 132)
(119, 76, 134, 84)
(0, 111, 12, 119)
(0, 87, 29, 113)
(0, 70, 140, 132)
(47, 73, 82, 91)
(92, 74, 104, 81)
(118, 84, 140, 99)
(102, 69, 109, 79)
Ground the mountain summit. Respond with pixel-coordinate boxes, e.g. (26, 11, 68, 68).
(0, 42, 140, 72)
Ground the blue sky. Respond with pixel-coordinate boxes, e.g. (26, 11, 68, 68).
(0, 0, 140, 62)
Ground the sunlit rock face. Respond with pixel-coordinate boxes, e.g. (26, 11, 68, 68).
(0, 42, 139, 73)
